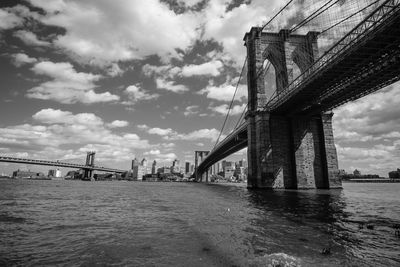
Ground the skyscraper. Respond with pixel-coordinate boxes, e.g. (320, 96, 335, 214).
(185, 162, 190, 174)
(131, 158, 139, 169)
(141, 158, 148, 174)
(151, 160, 157, 175)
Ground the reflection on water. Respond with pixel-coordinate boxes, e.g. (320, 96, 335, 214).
(0, 180, 399, 266)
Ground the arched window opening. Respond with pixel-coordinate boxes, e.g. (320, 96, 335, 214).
(262, 58, 277, 102)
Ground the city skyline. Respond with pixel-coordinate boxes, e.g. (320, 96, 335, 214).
(1, 0, 400, 177)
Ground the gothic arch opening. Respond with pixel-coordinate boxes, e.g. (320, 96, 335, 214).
(262, 58, 277, 102)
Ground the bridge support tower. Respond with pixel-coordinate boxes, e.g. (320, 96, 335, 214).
(83, 151, 95, 179)
(194, 151, 210, 182)
(244, 27, 341, 189)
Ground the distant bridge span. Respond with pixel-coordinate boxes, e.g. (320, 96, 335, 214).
(0, 156, 126, 174)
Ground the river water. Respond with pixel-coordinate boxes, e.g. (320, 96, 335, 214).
(0, 180, 399, 266)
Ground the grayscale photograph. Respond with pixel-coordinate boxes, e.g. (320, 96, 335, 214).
(0, 0, 399, 266)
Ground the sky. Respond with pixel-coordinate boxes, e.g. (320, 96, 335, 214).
(0, 0, 399, 177)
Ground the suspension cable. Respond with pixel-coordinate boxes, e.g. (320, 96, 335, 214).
(260, 0, 295, 32)
(233, 103, 248, 130)
(213, 57, 247, 150)
(290, 0, 341, 33)
(320, 0, 382, 34)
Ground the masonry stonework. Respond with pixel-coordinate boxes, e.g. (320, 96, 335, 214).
(244, 27, 341, 189)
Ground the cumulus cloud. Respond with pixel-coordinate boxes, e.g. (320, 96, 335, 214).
(11, 53, 37, 67)
(199, 79, 247, 102)
(0, 108, 151, 165)
(13, 30, 51, 46)
(26, 0, 199, 65)
(156, 78, 188, 93)
(184, 105, 199, 117)
(144, 149, 177, 163)
(209, 103, 246, 116)
(122, 84, 159, 105)
(0, 8, 24, 30)
(26, 61, 119, 104)
(140, 125, 221, 142)
(107, 120, 129, 128)
(181, 60, 224, 77)
(333, 81, 400, 176)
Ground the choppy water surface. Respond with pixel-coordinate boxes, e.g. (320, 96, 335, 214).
(0, 180, 399, 266)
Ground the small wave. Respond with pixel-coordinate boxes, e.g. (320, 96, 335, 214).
(252, 252, 301, 267)
(0, 214, 26, 223)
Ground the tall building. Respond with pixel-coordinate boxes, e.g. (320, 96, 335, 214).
(185, 162, 190, 174)
(131, 158, 145, 181)
(141, 158, 148, 175)
(131, 158, 140, 169)
(152, 160, 157, 175)
(171, 159, 180, 174)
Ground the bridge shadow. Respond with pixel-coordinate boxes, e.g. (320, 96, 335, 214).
(246, 188, 346, 224)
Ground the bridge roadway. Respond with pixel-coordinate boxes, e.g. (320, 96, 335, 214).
(268, 0, 400, 115)
(197, 0, 400, 175)
(0, 156, 126, 174)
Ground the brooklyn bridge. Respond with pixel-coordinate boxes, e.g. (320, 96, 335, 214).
(196, 0, 400, 189)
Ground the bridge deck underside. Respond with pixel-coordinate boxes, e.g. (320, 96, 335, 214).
(271, 11, 400, 115)
(197, 124, 248, 172)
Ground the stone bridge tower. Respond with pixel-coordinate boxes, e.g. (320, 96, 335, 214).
(244, 27, 341, 189)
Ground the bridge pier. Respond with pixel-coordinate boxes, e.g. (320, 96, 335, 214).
(83, 152, 95, 180)
(244, 27, 341, 189)
(247, 111, 341, 189)
(194, 150, 210, 182)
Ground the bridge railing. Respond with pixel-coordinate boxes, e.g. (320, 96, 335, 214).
(265, 0, 400, 111)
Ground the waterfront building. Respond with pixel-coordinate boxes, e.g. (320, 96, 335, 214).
(132, 158, 140, 169)
(13, 169, 46, 179)
(132, 165, 145, 181)
(152, 160, 157, 175)
(185, 162, 190, 174)
(141, 158, 148, 175)
(158, 166, 171, 174)
(223, 166, 235, 179)
(389, 168, 400, 179)
(171, 159, 180, 174)
(48, 169, 62, 178)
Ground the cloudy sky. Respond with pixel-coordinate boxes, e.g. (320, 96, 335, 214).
(0, 0, 399, 177)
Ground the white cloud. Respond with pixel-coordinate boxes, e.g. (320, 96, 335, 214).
(332, 81, 400, 176)
(184, 105, 199, 117)
(156, 78, 188, 93)
(148, 127, 174, 136)
(181, 60, 224, 77)
(26, 61, 119, 104)
(33, 108, 104, 126)
(0, 108, 151, 165)
(106, 63, 123, 77)
(107, 120, 129, 128)
(27, 0, 200, 65)
(142, 125, 221, 142)
(122, 85, 159, 105)
(0, 8, 23, 30)
(11, 53, 37, 67)
(210, 103, 246, 116)
(13, 30, 51, 46)
(199, 79, 247, 102)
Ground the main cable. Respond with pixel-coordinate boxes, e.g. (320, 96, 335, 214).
(290, 0, 341, 33)
(260, 0, 295, 32)
(320, 0, 382, 34)
(213, 57, 247, 151)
